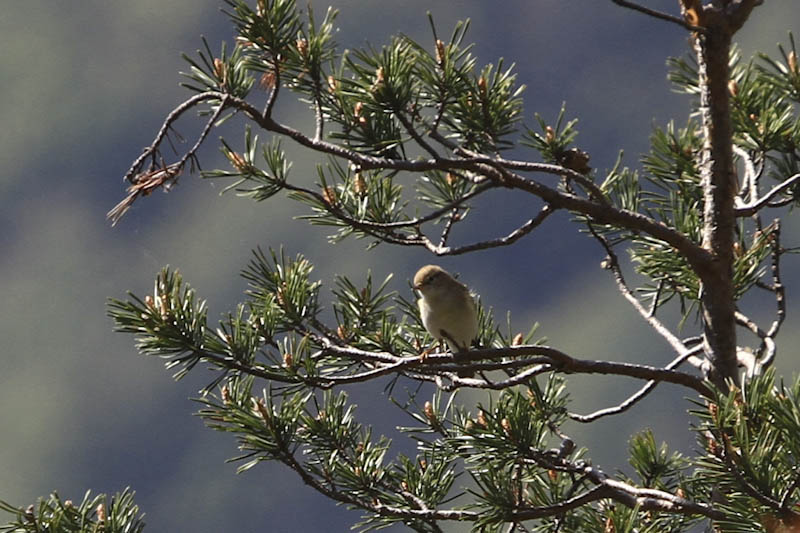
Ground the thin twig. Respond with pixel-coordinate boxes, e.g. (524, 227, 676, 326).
(421, 204, 555, 256)
(121, 92, 223, 183)
(570, 343, 704, 422)
(735, 173, 800, 216)
(222, 93, 714, 272)
(610, 0, 705, 32)
(397, 111, 442, 160)
(438, 208, 460, 248)
(648, 279, 665, 318)
(108, 95, 230, 224)
(587, 224, 691, 358)
(263, 59, 280, 119)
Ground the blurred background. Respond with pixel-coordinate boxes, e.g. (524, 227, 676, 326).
(1, 1, 799, 531)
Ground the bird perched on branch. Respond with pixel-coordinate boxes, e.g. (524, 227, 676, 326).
(413, 265, 479, 375)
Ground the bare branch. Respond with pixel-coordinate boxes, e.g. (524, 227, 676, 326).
(610, 0, 704, 32)
(422, 204, 555, 256)
(734, 173, 800, 217)
(263, 60, 280, 119)
(587, 224, 692, 358)
(108, 94, 230, 224)
(733, 145, 759, 205)
(121, 93, 222, 183)
(570, 343, 704, 422)
(408, 344, 710, 394)
(509, 486, 611, 520)
(115, 91, 714, 276)
(523, 447, 724, 520)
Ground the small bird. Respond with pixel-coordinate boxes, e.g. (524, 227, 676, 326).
(413, 265, 479, 373)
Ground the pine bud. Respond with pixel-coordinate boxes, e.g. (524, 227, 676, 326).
(682, 3, 701, 27)
(707, 436, 719, 456)
(401, 480, 409, 491)
(337, 325, 347, 339)
(418, 459, 427, 471)
(145, 295, 155, 309)
(296, 38, 309, 57)
(445, 172, 458, 186)
(435, 39, 446, 65)
(548, 469, 558, 481)
(512, 333, 524, 346)
(158, 296, 168, 318)
(353, 101, 364, 118)
(259, 71, 277, 90)
(477, 75, 487, 96)
(604, 515, 615, 533)
(789, 50, 798, 75)
(374, 67, 385, 86)
(728, 79, 739, 97)
(228, 151, 249, 173)
(64, 500, 74, 508)
(327, 75, 338, 92)
(353, 173, 367, 196)
(501, 417, 512, 435)
(253, 398, 271, 421)
(257, 0, 266, 16)
(316, 409, 326, 421)
(676, 488, 686, 499)
(424, 401, 436, 423)
(708, 402, 718, 418)
(283, 352, 294, 368)
(96, 503, 106, 523)
(213, 58, 225, 81)
(545, 126, 556, 143)
(322, 186, 337, 206)
(476, 411, 488, 428)
(221, 385, 231, 404)
(235, 36, 255, 49)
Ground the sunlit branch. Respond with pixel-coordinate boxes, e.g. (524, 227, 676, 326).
(120, 92, 224, 183)
(522, 446, 724, 520)
(421, 204, 555, 256)
(111, 91, 714, 276)
(108, 94, 230, 224)
(734, 173, 800, 217)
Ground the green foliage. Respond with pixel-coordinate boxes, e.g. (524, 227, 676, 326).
(99, 0, 800, 531)
(203, 127, 290, 201)
(691, 370, 800, 533)
(522, 103, 581, 165)
(181, 37, 254, 100)
(0, 489, 144, 533)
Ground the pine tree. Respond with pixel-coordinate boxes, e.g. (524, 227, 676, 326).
(6, 1, 800, 531)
